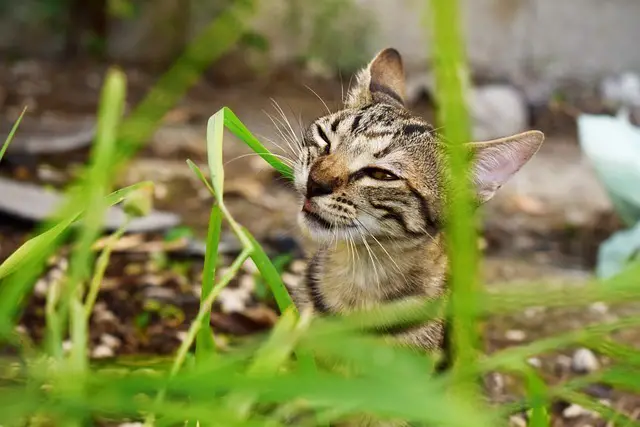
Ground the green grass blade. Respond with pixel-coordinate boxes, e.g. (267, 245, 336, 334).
(244, 230, 296, 314)
(0, 106, 27, 163)
(521, 368, 550, 427)
(222, 107, 294, 179)
(196, 202, 222, 361)
(64, 68, 127, 368)
(206, 109, 226, 202)
(0, 181, 153, 336)
(427, 0, 479, 394)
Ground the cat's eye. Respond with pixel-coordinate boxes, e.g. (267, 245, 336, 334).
(363, 167, 399, 181)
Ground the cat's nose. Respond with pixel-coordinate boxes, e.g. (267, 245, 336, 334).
(306, 175, 335, 198)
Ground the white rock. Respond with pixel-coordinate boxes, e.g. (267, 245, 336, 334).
(589, 302, 609, 315)
(601, 72, 640, 108)
(100, 333, 122, 349)
(572, 348, 600, 373)
(92, 344, 115, 359)
(242, 259, 259, 274)
(33, 279, 49, 297)
(218, 288, 247, 314)
(527, 357, 542, 368)
(505, 329, 526, 342)
(468, 84, 528, 141)
(508, 414, 527, 427)
(562, 403, 592, 419)
(238, 275, 256, 292)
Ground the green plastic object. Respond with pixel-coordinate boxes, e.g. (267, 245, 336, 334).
(577, 109, 640, 279)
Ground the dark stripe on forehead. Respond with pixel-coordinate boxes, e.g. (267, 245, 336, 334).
(331, 117, 341, 132)
(351, 114, 363, 133)
(372, 141, 397, 159)
(402, 123, 432, 137)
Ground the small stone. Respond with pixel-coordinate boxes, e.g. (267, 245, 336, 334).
(238, 275, 255, 292)
(505, 329, 526, 342)
(572, 348, 600, 373)
(562, 403, 591, 419)
(94, 308, 117, 323)
(100, 333, 122, 349)
(62, 340, 73, 353)
(33, 279, 49, 297)
(508, 414, 527, 427)
(118, 423, 144, 427)
(176, 331, 188, 342)
(143, 286, 176, 302)
(242, 259, 258, 274)
(527, 357, 542, 368)
(589, 302, 609, 315)
(218, 288, 247, 314)
(469, 84, 527, 141)
(92, 344, 115, 359)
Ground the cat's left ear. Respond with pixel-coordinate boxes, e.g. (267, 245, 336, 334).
(345, 48, 406, 108)
(466, 130, 545, 204)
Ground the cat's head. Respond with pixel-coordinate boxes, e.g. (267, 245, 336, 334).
(294, 48, 544, 243)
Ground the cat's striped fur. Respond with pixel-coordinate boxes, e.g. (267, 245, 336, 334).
(287, 46, 544, 375)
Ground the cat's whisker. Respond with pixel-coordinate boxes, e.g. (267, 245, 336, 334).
(304, 84, 331, 115)
(266, 105, 301, 156)
(359, 233, 381, 291)
(271, 99, 304, 154)
(264, 111, 301, 158)
(256, 131, 295, 158)
(223, 152, 295, 168)
(355, 219, 408, 285)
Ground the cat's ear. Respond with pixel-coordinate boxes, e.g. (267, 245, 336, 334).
(345, 48, 406, 108)
(466, 130, 544, 204)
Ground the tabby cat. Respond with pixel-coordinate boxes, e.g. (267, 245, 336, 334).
(286, 47, 544, 425)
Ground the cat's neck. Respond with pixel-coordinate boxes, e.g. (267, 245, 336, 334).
(316, 233, 447, 311)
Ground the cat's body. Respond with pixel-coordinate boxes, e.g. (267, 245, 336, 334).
(284, 47, 544, 425)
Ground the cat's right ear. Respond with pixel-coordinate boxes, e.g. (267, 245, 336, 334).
(345, 48, 406, 109)
(465, 130, 545, 204)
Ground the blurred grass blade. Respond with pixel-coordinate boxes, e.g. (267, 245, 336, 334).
(0, 106, 27, 163)
(222, 107, 294, 179)
(521, 368, 550, 427)
(112, 0, 256, 172)
(227, 307, 309, 418)
(64, 68, 127, 361)
(196, 202, 222, 361)
(0, 181, 153, 336)
(428, 0, 479, 396)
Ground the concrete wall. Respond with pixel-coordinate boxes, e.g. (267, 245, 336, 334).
(2, 0, 639, 86)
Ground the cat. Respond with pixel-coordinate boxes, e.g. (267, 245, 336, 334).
(285, 47, 544, 426)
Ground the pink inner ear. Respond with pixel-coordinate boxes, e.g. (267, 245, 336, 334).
(472, 142, 534, 202)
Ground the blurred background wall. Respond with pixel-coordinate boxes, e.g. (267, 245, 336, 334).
(2, 0, 639, 87)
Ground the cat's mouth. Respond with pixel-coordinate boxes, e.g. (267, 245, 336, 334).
(300, 198, 356, 234)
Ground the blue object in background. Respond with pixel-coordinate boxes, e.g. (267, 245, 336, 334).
(577, 109, 640, 279)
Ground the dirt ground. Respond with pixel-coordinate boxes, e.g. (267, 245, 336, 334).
(0, 58, 638, 426)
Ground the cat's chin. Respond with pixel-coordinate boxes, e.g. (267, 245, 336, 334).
(297, 211, 355, 243)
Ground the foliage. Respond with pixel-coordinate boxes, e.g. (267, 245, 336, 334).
(1, 1, 640, 427)
(286, 0, 377, 74)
